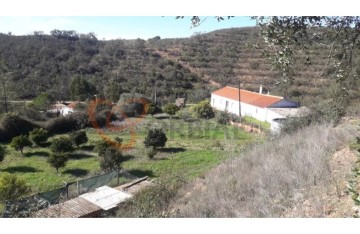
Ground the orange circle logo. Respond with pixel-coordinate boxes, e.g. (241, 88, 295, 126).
(87, 97, 151, 151)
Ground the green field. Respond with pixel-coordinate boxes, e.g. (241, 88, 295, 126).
(0, 117, 260, 204)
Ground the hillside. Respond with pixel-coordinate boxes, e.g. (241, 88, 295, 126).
(1, 27, 360, 109)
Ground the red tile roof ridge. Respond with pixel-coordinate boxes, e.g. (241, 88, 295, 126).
(219, 86, 283, 99)
(211, 86, 283, 108)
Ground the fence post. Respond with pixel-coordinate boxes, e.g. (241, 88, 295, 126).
(77, 180, 80, 195)
(117, 169, 120, 186)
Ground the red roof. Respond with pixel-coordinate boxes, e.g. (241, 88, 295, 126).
(67, 101, 80, 109)
(212, 86, 283, 108)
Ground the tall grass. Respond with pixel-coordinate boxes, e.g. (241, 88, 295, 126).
(173, 123, 357, 217)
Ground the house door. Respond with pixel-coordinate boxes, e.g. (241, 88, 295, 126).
(225, 101, 229, 111)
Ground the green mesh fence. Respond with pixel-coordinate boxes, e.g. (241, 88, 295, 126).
(77, 170, 118, 194)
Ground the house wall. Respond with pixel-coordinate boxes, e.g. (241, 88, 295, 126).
(60, 107, 74, 116)
(211, 94, 266, 121)
(211, 94, 286, 124)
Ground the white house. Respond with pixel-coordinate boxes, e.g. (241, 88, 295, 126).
(47, 101, 79, 116)
(211, 86, 304, 132)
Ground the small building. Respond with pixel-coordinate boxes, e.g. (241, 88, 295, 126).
(175, 98, 186, 108)
(47, 101, 79, 116)
(211, 86, 303, 131)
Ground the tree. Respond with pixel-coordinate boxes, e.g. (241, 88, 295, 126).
(10, 135, 32, 155)
(144, 129, 167, 149)
(191, 100, 215, 119)
(31, 92, 54, 111)
(162, 103, 179, 117)
(47, 153, 69, 173)
(95, 140, 126, 171)
(69, 130, 88, 148)
(50, 136, 74, 153)
(0, 144, 5, 162)
(0, 173, 31, 202)
(99, 147, 125, 171)
(29, 128, 49, 146)
(70, 76, 96, 101)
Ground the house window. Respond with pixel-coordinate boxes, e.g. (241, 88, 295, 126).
(225, 101, 229, 111)
(212, 98, 215, 106)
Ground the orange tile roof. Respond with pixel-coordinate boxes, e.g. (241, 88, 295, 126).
(212, 86, 283, 108)
(67, 101, 80, 109)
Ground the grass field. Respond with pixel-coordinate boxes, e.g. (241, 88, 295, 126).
(0, 117, 260, 207)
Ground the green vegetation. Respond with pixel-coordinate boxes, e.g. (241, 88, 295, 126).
(50, 136, 74, 153)
(162, 103, 179, 117)
(241, 116, 270, 130)
(0, 144, 5, 162)
(0, 173, 31, 202)
(31, 93, 54, 111)
(47, 153, 69, 173)
(10, 135, 32, 155)
(0, 117, 256, 195)
(215, 111, 230, 125)
(70, 130, 88, 148)
(70, 76, 96, 101)
(98, 147, 125, 172)
(191, 100, 215, 119)
(144, 128, 168, 150)
(29, 128, 49, 146)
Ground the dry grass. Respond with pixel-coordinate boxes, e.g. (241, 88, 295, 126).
(172, 123, 358, 217)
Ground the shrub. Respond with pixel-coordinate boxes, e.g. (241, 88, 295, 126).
(10, 135, 32, 155)
(70, 130, 88, 147)
(0, 144, 5, 162)
(0, 173, 31, 202)
(144, 129, 167, 149)
(215, 111, 230, 125)
(0, 113, 38, 142)
(191, 100, 214, 119)
(29, 128, 49, 146)
(45, 113, 87, 134)
(162, 103, 179, 117)
(47, 153, 69, 173)
(50, 136, 74, 153)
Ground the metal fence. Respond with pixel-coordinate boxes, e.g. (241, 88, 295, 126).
(2, 170, 136, 218)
